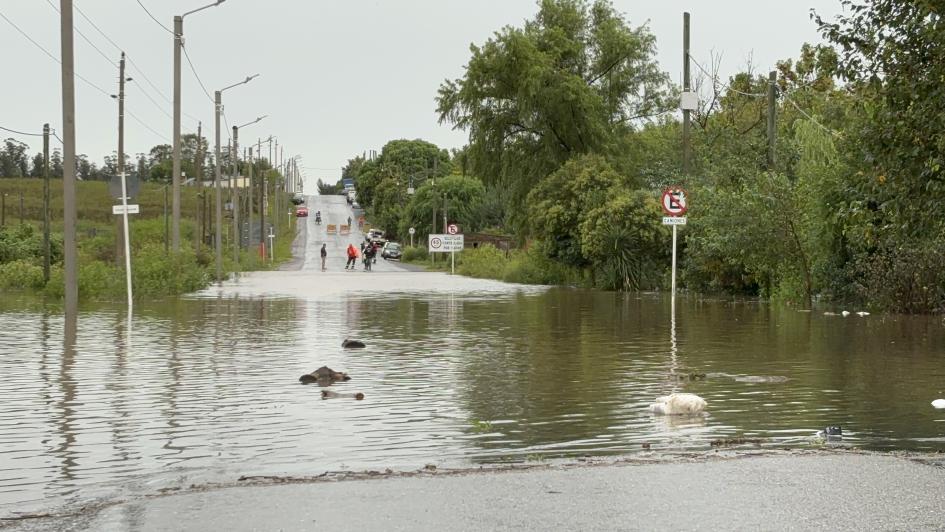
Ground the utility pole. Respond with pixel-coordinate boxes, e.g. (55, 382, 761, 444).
(116, 52, 128, 264)
(171, 15, 182, 252)
(232, 125, 239, 261)
(43, 123, 50, 283)
(195, 121, 203, 252)
(118, 51, 132, 307)
(767, 70, 777, 170)
(258, 138, 265, 258)
(213, 91, 223, 283)
(60, 0, 78, 315)
(248, 147, 254, 255)
(682, 12, 691, 175)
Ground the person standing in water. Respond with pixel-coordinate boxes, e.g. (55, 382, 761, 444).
(345, 243, 359, 270)
(320, 243, 327, 271)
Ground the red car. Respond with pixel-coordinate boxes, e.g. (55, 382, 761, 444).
(296, 207, 309, 217)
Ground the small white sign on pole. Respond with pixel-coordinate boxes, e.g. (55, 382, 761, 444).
(662, 216, 687, 225)
(112, 204, 140, 215)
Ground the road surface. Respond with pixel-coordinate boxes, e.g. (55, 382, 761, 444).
(293, 194, 406, 272)
(9, 453, 945, 531)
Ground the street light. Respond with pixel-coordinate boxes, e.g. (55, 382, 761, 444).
(230, 115, 266, 264)
(213, 73, 259, 284)
(172, 0, 227, 253)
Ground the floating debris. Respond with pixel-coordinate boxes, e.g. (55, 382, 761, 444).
(648, 393, 706, 415)
(342, 338, 366, 348)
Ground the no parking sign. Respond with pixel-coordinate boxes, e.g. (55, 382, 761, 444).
(661, 187, 688, 216)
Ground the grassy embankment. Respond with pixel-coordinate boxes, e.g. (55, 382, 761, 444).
(0, 178, 297, 300)
(400, 243, 584, 286)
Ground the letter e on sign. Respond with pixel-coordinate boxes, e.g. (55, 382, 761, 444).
(661, 187, 688, 216)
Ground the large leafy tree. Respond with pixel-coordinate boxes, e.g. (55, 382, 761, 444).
(815, 0, 945, 237)
(400, 174, 486, 240)
(437, 0, 675, 212)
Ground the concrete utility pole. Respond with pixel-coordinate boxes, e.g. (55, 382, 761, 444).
(258, 138, 265, 258)
(172, 1, 226, 252)
(232, 126, 239, 260)
(43, 124, 50, 283)
(767, 70, 777, 170)
(116, 51, 133, 308)
(116, 52, 130, 263)
(172, 14, 182, 252)
(214, 75, 258, 283)
(60, 0, 78, 315)
(682, 12, 691, 174)
(248, 147, 254, 253)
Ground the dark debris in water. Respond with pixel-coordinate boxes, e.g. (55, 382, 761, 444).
(710, 437, 765, 447)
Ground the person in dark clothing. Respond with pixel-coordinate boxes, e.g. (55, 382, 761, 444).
(320, 243, 327, 271)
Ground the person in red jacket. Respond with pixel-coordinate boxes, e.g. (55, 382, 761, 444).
(345, 243, 359, 270)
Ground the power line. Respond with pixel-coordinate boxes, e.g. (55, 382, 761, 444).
(0, 125, 44, 137)
(134, 0, 174, 35)
(181, 45, 214, 104)
(0, 8, 111, 97)
(688, 54, 766, 99)
(783, 96, 843, 138)
(126, 106, 171, 143)
(44, 0, 116, 68)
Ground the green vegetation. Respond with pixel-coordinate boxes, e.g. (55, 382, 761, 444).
(363, 0, 945, 313)
(0, 177, 296, 300)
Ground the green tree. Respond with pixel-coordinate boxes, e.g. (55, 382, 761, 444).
(400, 174, 487, 241)
(1, 139, 29, 177)
(30, 152, 44, 177)
(527, 154, 632, 268)
(437, 0, 675, 215)
(815, 0, 945, 237)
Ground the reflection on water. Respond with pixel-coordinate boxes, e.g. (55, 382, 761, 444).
(1, 283, 944, 515)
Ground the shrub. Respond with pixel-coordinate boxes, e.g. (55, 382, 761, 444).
(457, 244, 506, 279)
(0, 260, 46, 290)
(402, 245, 429, 263)
(851, 238, 945, 314)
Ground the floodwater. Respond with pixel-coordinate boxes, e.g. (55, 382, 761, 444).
(2, 275, 944, 516)
(1, 196, 943, 516)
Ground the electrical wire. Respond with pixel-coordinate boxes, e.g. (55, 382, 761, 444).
(0, 8, 111, 97)
(45, 0, 117, 68)
(126, 107, 171, 143)
(134, 0, 174, 35)
(181, 45, 214, 104)
(0, 125, 45, 137)
(688, 54, 767, 98)
(783, 96, 843, 138)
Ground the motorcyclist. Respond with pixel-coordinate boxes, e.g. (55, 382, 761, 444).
(315, 211, 322, 224)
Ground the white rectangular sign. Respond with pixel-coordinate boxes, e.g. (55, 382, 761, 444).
(429, 234, 464, 253)
(662, 216, 686, 225)
(112, 204, 140, 215)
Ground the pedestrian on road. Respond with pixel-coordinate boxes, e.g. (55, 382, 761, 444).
(347, 216, 352, 228)
(320, 243, 327, 271)
(345, 243, 359, 270)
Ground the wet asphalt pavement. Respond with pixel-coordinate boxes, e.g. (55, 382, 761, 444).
(9, 453, 945, 531)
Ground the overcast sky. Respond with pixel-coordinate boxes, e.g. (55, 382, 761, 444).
(1, 0, 844, 190)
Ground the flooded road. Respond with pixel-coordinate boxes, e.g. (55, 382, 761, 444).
(1, 197, 944, 517)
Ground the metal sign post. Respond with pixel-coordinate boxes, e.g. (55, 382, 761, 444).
(429, 233, 464, 274)
(661, 187, 689, 314)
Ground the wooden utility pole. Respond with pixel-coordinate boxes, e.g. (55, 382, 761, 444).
(43, 124, 51, 283)
(682, 12, 691, 174)
(258, 138, 265, 257)
(767, 70, 777, 170)
(60, 0, 78, 314)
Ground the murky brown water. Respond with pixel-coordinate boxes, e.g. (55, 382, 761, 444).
(2, 273, 944, 516)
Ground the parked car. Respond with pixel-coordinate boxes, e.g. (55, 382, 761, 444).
(291, 194, 305, 205)
(381, 242, 402, 260)
(296, 207, 309, 217)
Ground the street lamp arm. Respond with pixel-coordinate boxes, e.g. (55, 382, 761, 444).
(220, 73, 260, 93)
(182, 0, 226, 19)
(235, 115, 267, 129)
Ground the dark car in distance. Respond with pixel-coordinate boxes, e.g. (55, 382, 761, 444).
(381, 242, 402, 260)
